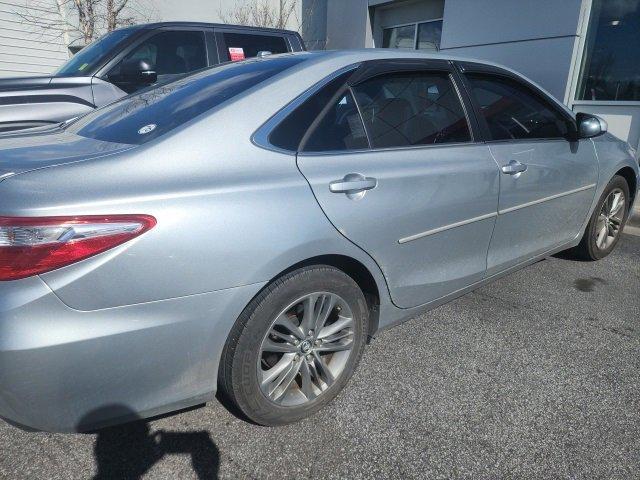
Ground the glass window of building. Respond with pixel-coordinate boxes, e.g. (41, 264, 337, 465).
(382, 20, 442, 51)
(417, 20, 443, 50)
(577, 0, 640, 101)
(382, 24, 417, 49)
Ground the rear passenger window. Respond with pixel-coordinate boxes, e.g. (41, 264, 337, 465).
(270, 71, 355, 151)
(302, 91, 369, 152)
(222, 33, 289, 61)
(352, 71, 471, 148)
(466, 74, 570, 140)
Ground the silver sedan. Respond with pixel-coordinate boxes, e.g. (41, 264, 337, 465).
(0, 50, 637, 432)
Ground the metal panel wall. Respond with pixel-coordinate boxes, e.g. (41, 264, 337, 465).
(439, 0, 584, 101)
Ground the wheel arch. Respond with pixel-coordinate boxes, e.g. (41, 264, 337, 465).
(272, 254, 381, 338)
(615, 166, 637, 205)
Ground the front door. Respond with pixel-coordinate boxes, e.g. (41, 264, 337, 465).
(461, 71, 599, 274)
(296, 61, 500, 308)
(105, 28, 209, 94)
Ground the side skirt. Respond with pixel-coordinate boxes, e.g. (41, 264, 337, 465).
(374, 236, 581, 334)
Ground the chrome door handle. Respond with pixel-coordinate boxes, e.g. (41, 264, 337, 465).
(501, 160, 528, 175)
(329, 174, 377, 194)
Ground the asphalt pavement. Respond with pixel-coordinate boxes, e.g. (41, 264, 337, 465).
(1, 232, 639, 479)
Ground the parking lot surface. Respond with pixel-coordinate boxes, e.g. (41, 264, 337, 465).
(1, 233, 639, 479)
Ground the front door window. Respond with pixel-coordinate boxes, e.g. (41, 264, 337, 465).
(109, 30, 207, 93)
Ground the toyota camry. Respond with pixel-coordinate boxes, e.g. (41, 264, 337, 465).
(0, 50, 637, 432)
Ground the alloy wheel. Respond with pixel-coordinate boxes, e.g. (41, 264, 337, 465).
(258, 292, 355, 406)
(595, 188, 625, 250)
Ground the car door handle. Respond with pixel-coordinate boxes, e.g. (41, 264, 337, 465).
(501, 160, 528, 175)
(329, 175, 377, 193)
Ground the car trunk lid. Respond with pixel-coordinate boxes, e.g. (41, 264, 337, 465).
(0, 128, 134, 181)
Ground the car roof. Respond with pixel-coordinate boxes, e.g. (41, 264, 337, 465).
(281, 50, 569, 113)
(300, 49, 504, 69)
(128, 21, 300, 36)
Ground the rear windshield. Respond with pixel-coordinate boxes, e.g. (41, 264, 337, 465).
(67, 55, 307, 145)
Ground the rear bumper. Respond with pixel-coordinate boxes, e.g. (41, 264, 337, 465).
(0, 276, 264, 432)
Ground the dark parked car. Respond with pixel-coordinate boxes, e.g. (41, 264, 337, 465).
(0, 22, 305, 132)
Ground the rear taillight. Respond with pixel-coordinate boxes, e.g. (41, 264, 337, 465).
(0, 215, 156, 281)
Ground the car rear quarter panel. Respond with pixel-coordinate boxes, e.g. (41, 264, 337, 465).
(0, 274, 264, 432)
(0, 102, 390, 313)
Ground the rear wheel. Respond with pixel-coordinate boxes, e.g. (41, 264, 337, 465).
(572, 175, 630, 260)
(218, 265, 368, 426)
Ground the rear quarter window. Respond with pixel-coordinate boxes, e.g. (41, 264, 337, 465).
(67, 55, 306, 145)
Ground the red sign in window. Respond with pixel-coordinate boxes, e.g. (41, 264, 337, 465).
(228, 47, 245, 62)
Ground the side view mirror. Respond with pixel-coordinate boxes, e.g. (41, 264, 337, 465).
(576, 112, 607, 139)
(117, 58, 157, 85)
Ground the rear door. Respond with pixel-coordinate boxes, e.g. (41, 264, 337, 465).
(458, 64, 598, 274)
(295, 60, 500, 308)
(214, 28, 293, 63)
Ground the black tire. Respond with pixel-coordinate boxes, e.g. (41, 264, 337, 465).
(571, 175, 631, 260)
(218, 265, 368, 426)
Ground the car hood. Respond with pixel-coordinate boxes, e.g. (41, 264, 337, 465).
(0, 76, 54, 92)
(0, 128, 134, 180)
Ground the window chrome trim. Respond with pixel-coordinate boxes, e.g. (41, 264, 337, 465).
(251, 63, 361, 155)
(485, 137, 574, 145)
(498, 183, 597, 215)
(398, 212, 497, 244)
(573, 100, 640, 107)
(296, 140, 482, 158)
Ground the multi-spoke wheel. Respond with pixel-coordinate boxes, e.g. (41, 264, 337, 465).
(572, 175, 631, 260)
(259, 292, 355, 406)
(594, 188, 625, 250)
(218, 266, 368, 426)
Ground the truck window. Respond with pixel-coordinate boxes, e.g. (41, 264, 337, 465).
(221, 33, 289, 61)
(107, 30, 208, 93)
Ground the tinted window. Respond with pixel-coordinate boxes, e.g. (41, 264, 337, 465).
(352, 71, 471, 148)
(467, 74, 570, 140)
(222, 33, 289, 61)
(112, 30, 207, 77)
(55, 28, 136, 77)
(68, 56, 306, 145)
(269, 70, 354, 151)
(302, 91, 369, 152)
(577, 0, 640, 101)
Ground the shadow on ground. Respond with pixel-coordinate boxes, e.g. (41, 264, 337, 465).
(79, 405, 220, 479)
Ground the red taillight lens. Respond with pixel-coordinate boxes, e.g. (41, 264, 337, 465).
(0, 215, 156, 281)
